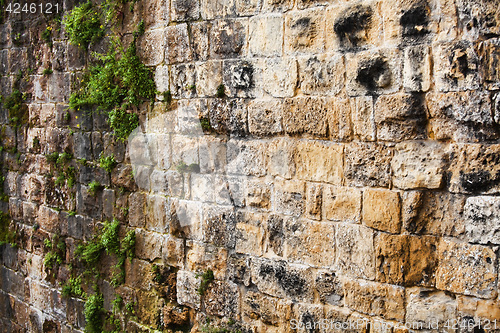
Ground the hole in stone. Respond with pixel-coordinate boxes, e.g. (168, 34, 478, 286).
(400, 5, 429, 38)
(356, 57, 391, 90)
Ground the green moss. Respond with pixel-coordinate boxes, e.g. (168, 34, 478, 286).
(43, 235, 66, 273)
(162, 90, 172, 104)
(63, 1, 104, 49)
(84, 293, 105, 333)
(2, 88, 28, 127)
(216, 84, 226, 98)
(196, 269, 214, 296)
(200, 117, 213, 132)
(41, 27, 52, 47)
(0, 211, 16, 246)
(43, 68, 53, 75)
(99, 154, 117, 173)
(88, 181, 101, 197)
(176, 162, 200, 173)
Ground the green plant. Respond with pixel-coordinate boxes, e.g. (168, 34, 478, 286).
(176, 161, 200, 173)
(84, 293, 104, 333)
(216, 84, 226, 98)
(200, 118, 213, 132)
(2, 88, 28, 127)
(62, 276, 85, 298)
(99, 154, 117, 173)
(162, 90, 172, 104)
(43, 68, 53, 75)
(88, 181, 101, 197)
(46, 152, 60, 163)
(41, 26, 52, 46)
(196, 269, 214, 296)
(0, 211, 15, 246)
(63, 1, 104, 49)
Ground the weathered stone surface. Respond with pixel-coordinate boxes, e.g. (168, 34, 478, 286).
(448, 144, 500, 194)
(345, 142, 392, 188)
(135, 229, 163, 261)
(251, 258, 314, 302)
(274, 179, 305, 217)
(176, 270, 201, 310)
(285, 8, 325, 54)
(282, 97, 328, 137)
(138, 29, 165, 66)
(222, 60, 257, 98)
(298, 54, 344, 96)
(322, 186, 361, 222)
(171, 0, 200, 21)
(294, 141, 343, 185)
(165, 24, 192, 64)
(249, 14, 283, 57)
(434, 41, 480, 92)
(457, 295, 500, 321)
(406, 288, 457, 330)
(391, 141, 446, 190)
(245, 180, 271, 210)
(344, 278, 405, 321)
(267, 137, 296, 179)
(235, 221, 264, 256)
(285, 219, 335, 267)
(226, 139, 267, 176)
(204, 280, 240, 318)
(427, 91, 495, 142)
(202, 205, 236, 248)
(350, 95, 375, 141)
(374, 93, 427, 141)
(464, 196, 500, 245)
(403, 46, 431, 92)
(201, 0, 235, 19)
(345, 48, 402, 96)
(196, 61, 223, 97)
(436, 239, 497, 298)
(210, 19, 247, 59)
(242, 291, 290, 326)
(261, 57, 298, 98)
(248, 99, 283, 136)
(363, 189, 401, 233)
(305, 183, 321, 220)
(335, 223, 375, 280)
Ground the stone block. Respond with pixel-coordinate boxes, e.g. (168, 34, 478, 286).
(262, 0, 292, 12)
(48, 73, 70, 103)
(406, 288, 457, 330)
(344, 278, 405, 321)
(235, 0, 261, 16)
(135, 229, 163, 261)
(478, 38, 500, 90)
(436, 239, 497, 298)
(298, 54, 344, 96)
(391, 141, 446, 190)
(206, 98, 248, 136)
(325, 3, 383, 51)
(284, 8, 325, 55)
(315, 270, 343, 306)
(185, 242, 228, 279)
(171, 135, 199, 167)
(210, 19, 247, 59)
(128, 192, 146, 228)
(305, 183, 321, 220)
(249, 14, 283, 57)
(363, 189, 401, 234)
(350, 95, 375, 141)
(165, 24, 192, 64)
(172, 0, 200, 21)
(191, 174, 214, 203)
(36, 205, 60, 234)
(199, 136, 227, 174)
(145, 195, 168, 233)
(374, 93, 427, 141)
(294, 140, 343, 185)
(407, 235, 438, 287)
(282, 97, 328, 137)
(163, 236, 185, 267)
(170, 63, 196, 99)
(245, 180, 271, 210)
(345, 48, 402, 96)
(138, 29, 165, 66)
(226, 139, 267, 176)
(403, 46, 431, 92)
(433, 41, 480, 92)
(251, 258, 314, 302)
(190, 22, 210, 61)
(196, 61, 223, 98)
(235, 222, 264, 256)
(248, 99, 283, 136)
(335, 223, 375, 280)
(242, 291, 289, 326)
(457, 296, 500, 322)
(176, 270, 201, 310)
(172, 200, 203, 241)
(261, 57, 298, 97)
(285, 219, 335, 267)
(290, 303, 325, 333)
(263, 214, 284, 257)
(464, 196, 500, 245)
(448, 144, 500, 194)
(202, 205, 236, 248)
(201, 0, 235, 19)
(322, 186, 361, 223)
(267, 138, 296, 179)
(345, 142, 392, 188)
(274, 179, 305, 217)
(426, 91, 496, 142)
(204, 280, 240, 318)
(222, 59, 258, 98)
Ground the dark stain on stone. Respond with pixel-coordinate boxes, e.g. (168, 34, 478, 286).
(334, 5, 372, 48)
(356, 57, 391, 91)
(293, 17, 312, 30)
(400, 5, 429, 38)
(459, 170, 500, 193)
(301, 312, 319, 333)
(259, 261, 306, 296)
(232, 62, 253, 89)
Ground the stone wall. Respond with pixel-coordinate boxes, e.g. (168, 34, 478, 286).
(1, 0, 500, 332)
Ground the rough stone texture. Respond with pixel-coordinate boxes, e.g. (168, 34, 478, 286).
(436, 240, 497, 299)
(2, 0, 500, 331)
